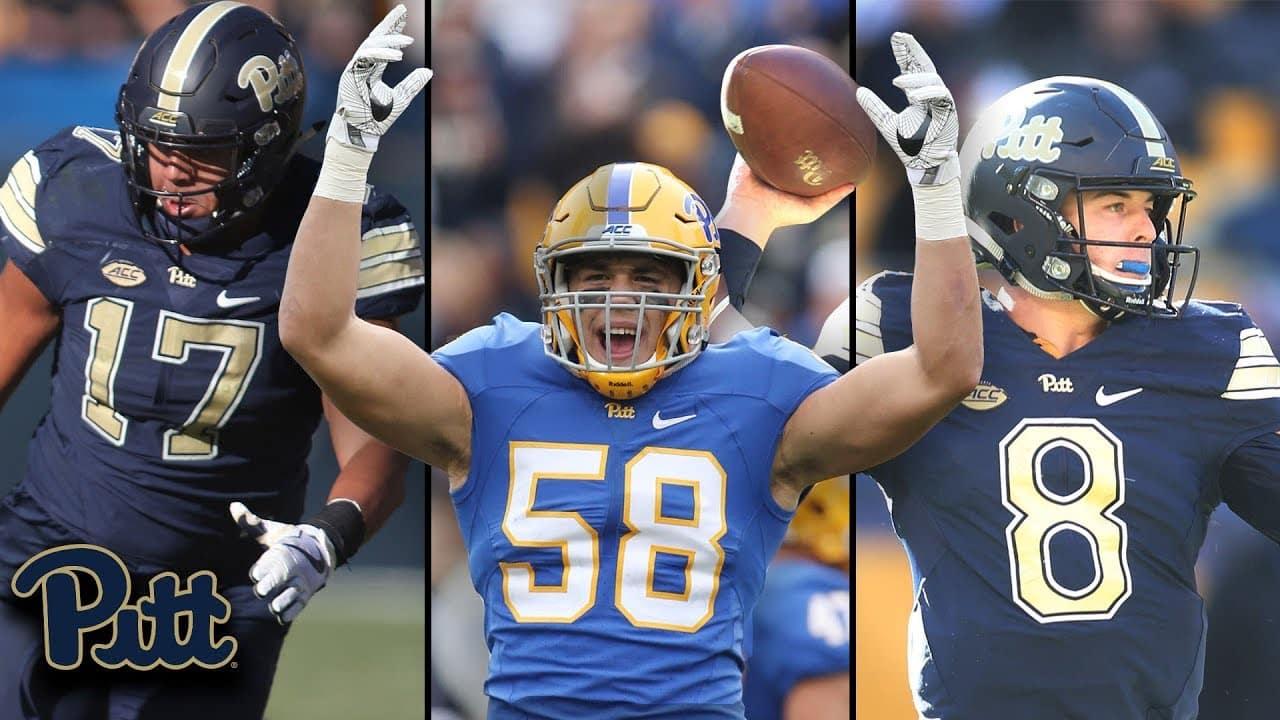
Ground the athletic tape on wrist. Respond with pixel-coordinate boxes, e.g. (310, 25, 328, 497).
(313, 139, 375, 203)
(912, 177, 968, 242)
(307, 499, 366, 567)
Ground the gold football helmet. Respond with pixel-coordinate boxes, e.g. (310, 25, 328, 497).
(535, 162, 721, 399)
(787, 476, 851, 566)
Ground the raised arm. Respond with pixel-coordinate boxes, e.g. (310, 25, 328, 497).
(277, 5, 469, 476)
(711, 154, 852, 341)
(775, 32, 982, 487)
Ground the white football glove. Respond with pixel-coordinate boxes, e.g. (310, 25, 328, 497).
(231, 502, 336, 625)
(856, 32, 959, 187)
(328, 3, 433, 154)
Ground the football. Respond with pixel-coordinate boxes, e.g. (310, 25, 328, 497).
(720, 44, 876, 196)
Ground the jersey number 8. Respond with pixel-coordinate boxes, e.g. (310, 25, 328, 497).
(1000, 418, 1133, 623)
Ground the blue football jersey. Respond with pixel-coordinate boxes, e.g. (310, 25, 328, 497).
(860, 271, 1280, 720)
(433, 314, 838, 718)
(743, 558, 849, 720)
(0, 126, 423, 574)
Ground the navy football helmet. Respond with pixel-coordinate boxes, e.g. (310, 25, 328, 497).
(960, 76, 1198, 319)
(116, 1, 307, 247)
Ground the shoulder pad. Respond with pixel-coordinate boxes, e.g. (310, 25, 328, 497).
(855, 272, 908, 363)
(0, 126, 122, 257)
(0, 149, 46, 254)
(813, 296, 850, 374)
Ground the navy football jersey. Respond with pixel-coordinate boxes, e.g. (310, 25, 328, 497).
(433, 314, 838, 718)
(743, 558, 849, 720)
(859, 271, 1280, 720)
(0, 126, 423, 574)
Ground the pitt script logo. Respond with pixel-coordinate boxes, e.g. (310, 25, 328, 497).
(10, 544, 237, 670)
(1038, 373, 1074, 393)
(605, 402, 636, 419)
(238, 51, 304, 114)
(981, 107, 1064, 164)
(794, 149, 828, 187)
(168, 266, 197, 288)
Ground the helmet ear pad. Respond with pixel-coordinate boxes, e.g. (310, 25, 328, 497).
(115, 2, 307, 247)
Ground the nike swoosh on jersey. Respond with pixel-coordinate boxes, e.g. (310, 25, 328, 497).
(1095, 386, 1144, 406)
(896, 107, 931, 157)
(652, 411, 697, 430)
(216, 290, 259, 308)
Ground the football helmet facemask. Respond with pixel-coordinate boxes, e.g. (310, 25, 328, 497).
(961, 76, 1198, 319)
(116, 1, 307, 248)
(787, 476, 850, 567)
(536, 162, 721, 400)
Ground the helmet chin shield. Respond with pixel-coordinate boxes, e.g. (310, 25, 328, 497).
(962, 76, 1200, 319)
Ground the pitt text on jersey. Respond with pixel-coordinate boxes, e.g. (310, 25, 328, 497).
(10, 544, 237, 671)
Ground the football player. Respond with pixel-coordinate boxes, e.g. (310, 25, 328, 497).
(743, 476, 850, 720)
(0, 3, 422, 718)
(276, 12, 976, 717)
(733, 68, 1280, 717)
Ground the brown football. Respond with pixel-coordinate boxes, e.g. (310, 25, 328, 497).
(720, 44, 876, 196)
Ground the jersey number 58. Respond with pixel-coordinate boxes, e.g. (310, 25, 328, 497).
(501, 442, 727, 633)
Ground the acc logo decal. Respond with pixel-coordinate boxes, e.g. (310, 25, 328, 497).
(148, 111, 182, 128)
(101, 261, 146, 287)
(10, 544, 237, 670)
(238, 51, 304, 114)
(605, 402, 636, 419)
(601, 224, 635, 236)
(962, 381, 1008, 411)
(1150, 156, 1176, 173)
(981, 109, 1064, 164)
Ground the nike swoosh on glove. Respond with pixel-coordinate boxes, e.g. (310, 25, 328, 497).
(230, 502, 336, 625)
(328, 3, 433, 153)
(855, 32, 959, 187)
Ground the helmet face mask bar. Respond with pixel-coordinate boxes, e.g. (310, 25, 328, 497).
(539, 239, 711, 373)
(115, 2, 307, 249)
(962, 76, 1201, 320)
(535, 163, 721, 400)
(1001, 164, 1199, 319)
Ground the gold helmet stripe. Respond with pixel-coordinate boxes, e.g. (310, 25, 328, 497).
(157, 1, 246, 112)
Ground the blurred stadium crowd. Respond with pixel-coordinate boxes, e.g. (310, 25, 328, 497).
(857, 1, 1280, 718)
(429, 0, 850, 715)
